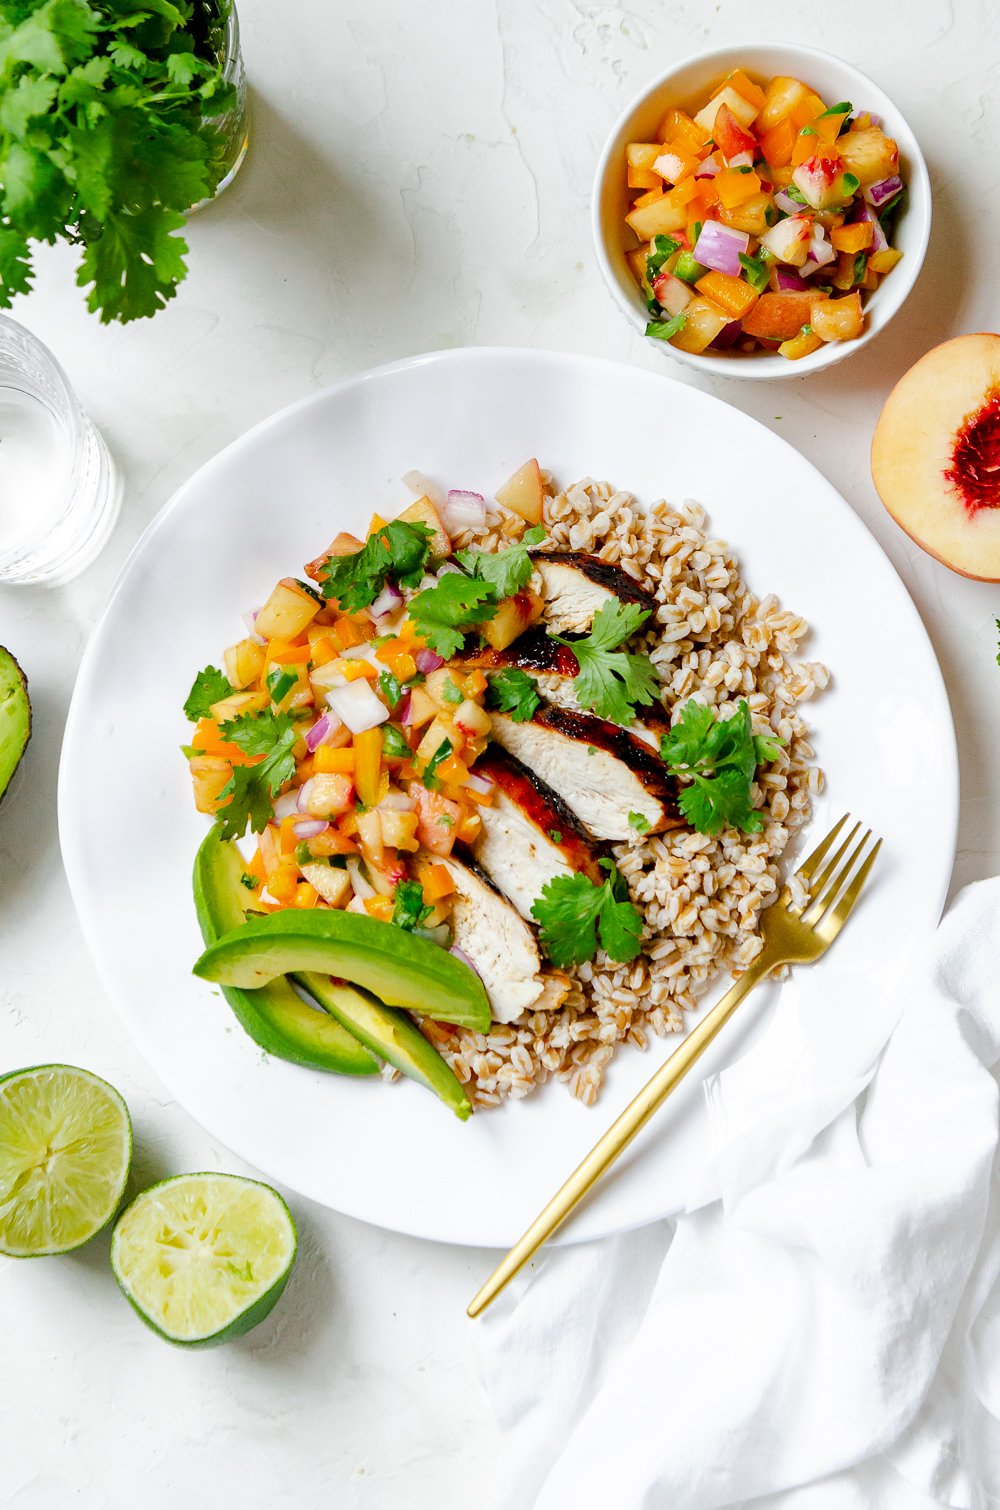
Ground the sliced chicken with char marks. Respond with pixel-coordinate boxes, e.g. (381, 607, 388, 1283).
(529, 551, 658, 634)
(470, 748, 608, 920)
(443, 854, 566, 1024)
(451, 626, 579, 676)
(489, 706, 683, 842)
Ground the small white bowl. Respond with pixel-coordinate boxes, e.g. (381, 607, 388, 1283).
(593, 43, 931, 380)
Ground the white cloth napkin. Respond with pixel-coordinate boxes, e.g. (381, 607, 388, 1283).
(475, 879, 1000, 1510)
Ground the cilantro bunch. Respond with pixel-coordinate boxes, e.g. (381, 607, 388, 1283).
(0, 0, 235, 323)
(408, 526, 546, 657)
(660, 699, 784, 836)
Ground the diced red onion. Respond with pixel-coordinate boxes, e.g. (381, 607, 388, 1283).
(304, 711, 341, 752)
(370, 581, 404, 619)
(436, 561, 463, 577)
(296, 779, 315, 814)
(293, 818, 329, 840)
(848, 110, 881, 130)
(774, 267, 808, 291)
(849, 199, 888, 252)
(464, 771, 494, 796)
(692, 221, 749, 277)
(442, 489, 487, 533)
(774, 189, 801, 216)
(415, 648, 444, 674)
(864, 174, 902, 208)
(273, 791, 300, 820)
(346, 856, 375, 900)
(727, 150, 754, 170)
(709, 319, 743, 350)
(449, 945, 482, 978)
(695, 154, 721, 178)
(401, 469, 445, 507)
(397, 691, 413, 725)
(326, 681, 389, 733)
(241, 609, 265, 646)
(803, 226, 835, 274)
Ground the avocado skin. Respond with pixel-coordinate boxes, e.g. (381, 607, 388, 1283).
(0, 648, 30, 802)
(193, 827, 379, 1076)
(193, 910, 491, 1032)
(297, 974, 472, 1122)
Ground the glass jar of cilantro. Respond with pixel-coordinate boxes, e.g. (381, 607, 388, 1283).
(191, 1, 251, 208)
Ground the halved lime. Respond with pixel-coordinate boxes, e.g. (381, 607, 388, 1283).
(0, 1064, 132, 1257)
(110, 1172, 296, 1347)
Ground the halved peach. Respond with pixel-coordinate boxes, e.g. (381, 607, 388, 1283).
(871, 334, 1000, 581)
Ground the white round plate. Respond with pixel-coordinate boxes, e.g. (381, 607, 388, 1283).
(59, 349, 957, 1249)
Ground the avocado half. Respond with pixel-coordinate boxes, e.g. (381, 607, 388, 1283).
(0, 648, 30, 802)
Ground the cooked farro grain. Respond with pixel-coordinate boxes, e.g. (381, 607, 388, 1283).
(444, 476, 828, 1109)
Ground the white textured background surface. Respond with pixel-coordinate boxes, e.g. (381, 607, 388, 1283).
(1, 2, 998, 1506)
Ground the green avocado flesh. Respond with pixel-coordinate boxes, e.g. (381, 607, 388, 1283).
(0, 648, 30, 801)
(193, 827, 379, 1076)
(194, 910, 492, 1032)
(297, 974, 472, 1122)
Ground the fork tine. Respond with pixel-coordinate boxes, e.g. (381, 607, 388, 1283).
(800, 820, 861, 912)
(793, 814, 850, 888)
(815, 837, 882, 940)
(802, 827, 871, 927)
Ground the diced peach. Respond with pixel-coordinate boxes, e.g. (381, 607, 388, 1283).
(694, 84, 758, 136)
(760, 215, 813, 266)
(626, 243, 650, 288)
(404, 685, 438, 729)
(837, 128, 898, 186)
(667, 297, 731, 354)
(412, 787, 461, 856)
(628, 165, 660, 190)
(495, 459, 545, 524)
(868, 247, 903, 275)
(831, 221, 874, 253)
(625, 188, 688, 239)
(757, 76, 813, 132)
(224, 639, 266, 690)
(415, 715, 455, 767)
(356, 808, 384, 866)
(303, 532, 362, 583)
(189, 755, 231, 815)
(656, 107, 708, 151)
(300, 772, 354, 817)
(379, 809, 420, 852)
(299, 862, 351, 908)
(481, 589, 542, 651)
(778, 329, 824, 360)
(789, 92, 826, 130)
(652, 271, 693, 317)
(397, 497, 451, 558)
(626, 143, 662, 170)
(757, 118, 796, 168)
(255, 578, 322, 640)
(714, 192, 768, 236)
(209, 689, 269, 723)
(809, 292, 864, 342)
(741, 290, 826, 341)
(652, 143, 700, 184)
(694, 270, 759, 320)
(453, 698, 492, 740)
(724, 68, 766, 110)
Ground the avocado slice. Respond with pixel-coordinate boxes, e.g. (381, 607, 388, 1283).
(193, 911, 491, 1032)
(0, 648, 30, 802)
(193, 827, 379, 1076)
(297, 974, 472, 1121)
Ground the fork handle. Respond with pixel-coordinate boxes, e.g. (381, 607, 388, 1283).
(467, 953, 775, 1318)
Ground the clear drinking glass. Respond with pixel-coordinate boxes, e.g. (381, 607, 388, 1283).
(0, 316, 118, 587)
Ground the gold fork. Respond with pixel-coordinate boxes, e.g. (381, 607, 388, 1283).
(468, 814, 881, 1319)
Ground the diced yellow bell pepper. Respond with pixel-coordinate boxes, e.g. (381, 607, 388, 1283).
(352, 728, 383, 809)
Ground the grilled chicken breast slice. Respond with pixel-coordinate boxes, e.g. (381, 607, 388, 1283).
(470, 748, 607, 920)
(450, 626, 579, 676)
(529, 551, 657, 634)
(443, 854, 546, 1024)
(489, 706, 683, 841)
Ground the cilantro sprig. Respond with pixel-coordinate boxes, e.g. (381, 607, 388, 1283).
(645, 309, 688, 343)
(391, 880, 433, 932)
(531, 861, 643, 968)
(455, 525, 546, 600)
(659, 698, 784, 836)
(0, 0, 237, 322)
(407, 574, 497, 659)
(319, 520, 433, 613)
(485, 667, 541, 723)
(183, 664, 232, 721)
(554, 598, 659, 726)
(214, 710, 299, 840)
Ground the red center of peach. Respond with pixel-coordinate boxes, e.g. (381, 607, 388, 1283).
(946, 392, 1000, 514)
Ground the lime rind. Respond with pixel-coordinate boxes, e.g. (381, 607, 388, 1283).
(111, 1171, 297, 1347)
(0, 1064, 132, 1258)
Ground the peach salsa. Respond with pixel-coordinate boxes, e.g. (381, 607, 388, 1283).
(623, 68, 905, 360)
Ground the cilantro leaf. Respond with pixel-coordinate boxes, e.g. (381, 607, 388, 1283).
(183, 665, 231, 721)
(214, 711, 299, 839)
(421, 737, 453, 790)
(628, 811, 651, 834)
(407, 574, 497, 658)
(738, 251, 770, 293)
(379, 669, 403, 707)
(455, 524, 545, 601)
(318, 520, 434, 613)
(659, 698, 784, 836)
(391, 879, 433, 932)
(531, 865, 643, 968)
(554, 598, 658, 726)
(485, 668, 541, 723)
(381, 723, 410, 758)
(645, 310, 688, 342)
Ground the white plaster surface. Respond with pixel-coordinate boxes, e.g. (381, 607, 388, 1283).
(1, 1, 998, 1505)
